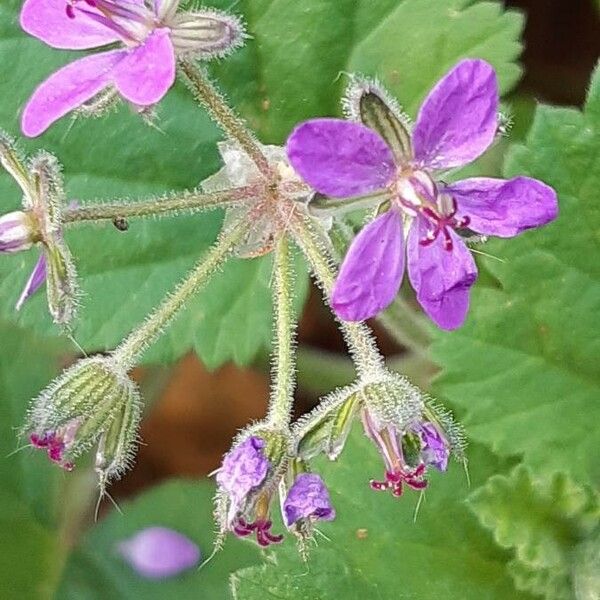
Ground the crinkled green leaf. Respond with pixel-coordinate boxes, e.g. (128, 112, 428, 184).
(431, 64, 600, 484)
(469, 466, 600, 600)
(57, 480, 260, 599)
(0, 0, 522, 367)
(232, 431, 534, 600)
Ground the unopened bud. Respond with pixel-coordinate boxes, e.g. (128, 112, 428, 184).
(0, 210, 37, 253)
(169, 9, 246, 60)
(25, 356, 142, 486)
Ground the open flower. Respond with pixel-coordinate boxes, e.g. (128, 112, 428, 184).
(282, 472, 335, 529)
(0, 133, 78, 325)
(20, 0, 245, 136)
(286, 59, 559, 329)
(215, 431, 290, 547)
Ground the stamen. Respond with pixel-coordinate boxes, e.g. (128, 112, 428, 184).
(369, 466, 428, 497)
(232, 517, 283, 546)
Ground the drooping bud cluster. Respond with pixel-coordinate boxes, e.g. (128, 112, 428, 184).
(0, 133, 78, 326)
(25, 356, 141, 487)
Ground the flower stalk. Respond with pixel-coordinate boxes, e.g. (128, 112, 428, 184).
(179, 60, 271, 178)
(266, 235, 297, 428)
(291, 215, 385, 381)
(113, 216, 248, 369)
(62, 185, 257, 225)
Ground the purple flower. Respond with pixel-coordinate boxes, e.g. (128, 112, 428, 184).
(216, 435, 284, 547)
(286, 59, 559, 329)
(361, 409, 429, 497)
(20, 0, 244, 136)
(283, 473, 336, 527)
(118, 527, 200, 579)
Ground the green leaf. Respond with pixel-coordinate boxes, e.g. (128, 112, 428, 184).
(0, 0, 522, 366)
(232, 431, 533, 600)
(0, 322, 68, 597)
(58, 480, 261, 599)
(431, 64, 600, 483)
(469, 466, 600, 599)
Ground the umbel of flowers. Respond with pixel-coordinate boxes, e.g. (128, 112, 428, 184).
(0, 0, 559, 555)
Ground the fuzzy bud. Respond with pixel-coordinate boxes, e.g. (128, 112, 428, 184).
(26, 356, 141, 486)
(169, 9, 246, 60)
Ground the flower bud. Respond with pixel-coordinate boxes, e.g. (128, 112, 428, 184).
(26, 356, 141, 486)
(0, 210, 37, 253)
(169, 9, 246, 60)
(0, 133, 79, 326)
(215, 425, 291, 547)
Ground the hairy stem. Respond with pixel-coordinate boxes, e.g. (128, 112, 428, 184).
(63, 186, 256, 225)
(291, 215, 385, 380)
(266, 235, 297, 428)
(179, 61, 271, 178)
(113, 217, 247, 369)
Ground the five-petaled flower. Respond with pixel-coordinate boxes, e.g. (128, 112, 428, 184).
(20, 0, 245, 136)
(286, 59, 559, 329)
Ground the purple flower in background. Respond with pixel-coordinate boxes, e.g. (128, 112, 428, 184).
(20, 0, 245, 136)
(118, 527, 200, 579)
(286, 59, 558, 329)
(283, 473, 336, 527)
(216, 435, 284, 547)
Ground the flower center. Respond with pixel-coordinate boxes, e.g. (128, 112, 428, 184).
(232, 517, 284, 547)
(65, 0, 156, 45)
(393, 170, 470, 251)
(370, 464, 428, 497)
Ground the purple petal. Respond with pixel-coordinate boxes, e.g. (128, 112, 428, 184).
(407, 217, 477, 330)
(21, 50, 125, 137)
(118, 527, 200, 579)
(113, 29, 176, 106)
(286, 118, 396, 198)
(16, 253, 46, 311)
(447, 176, 559, 237)
(332, 210, 405, 321)
(216, 436, 269, 504)
(20, 0, 120, 50)
(412, 59, 498, 170)
(283, 473, 335, 527)
(417, 422, 449, 471)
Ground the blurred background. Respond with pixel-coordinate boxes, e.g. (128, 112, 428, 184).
(109, 0, 600, 504)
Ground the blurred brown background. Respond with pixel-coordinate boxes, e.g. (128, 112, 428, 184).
(112, 0, 600, 500)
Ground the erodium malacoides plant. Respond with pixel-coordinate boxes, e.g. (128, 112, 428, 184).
(0, 0, 558, 554)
